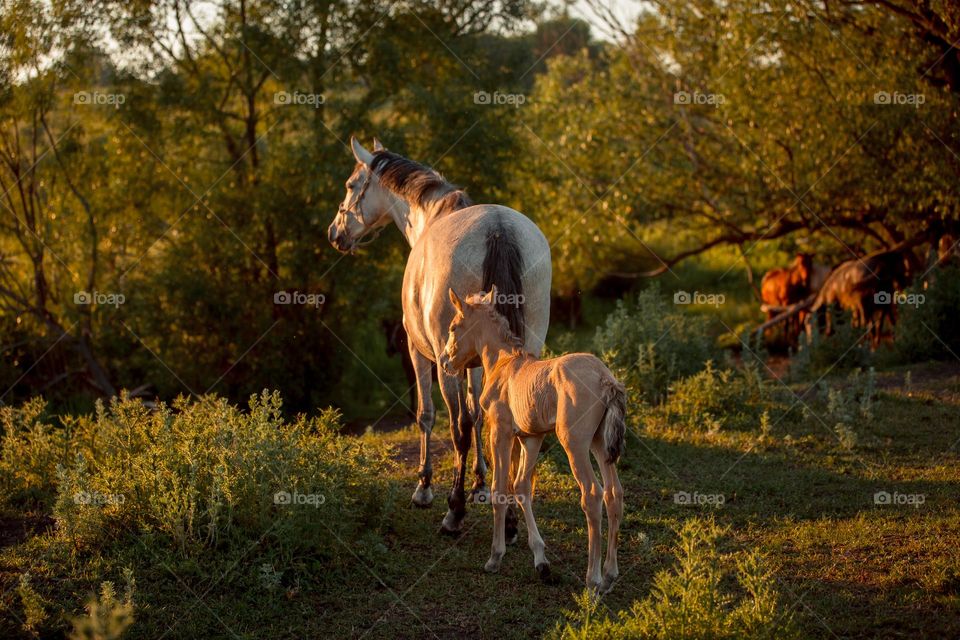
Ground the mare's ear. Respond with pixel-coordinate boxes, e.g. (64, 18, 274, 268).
(350, 136, 373, 166)
(481, 285, 497, 306)
(448, 288, 464, 314)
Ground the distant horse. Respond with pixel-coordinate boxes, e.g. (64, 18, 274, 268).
(441, 286, 626, 593)
(328, 137, 551, 533)
(761, 254, 813, 342)
(806, 249, 910, 346)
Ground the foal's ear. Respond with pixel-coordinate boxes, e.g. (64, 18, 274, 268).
(373, 138, 385, 152)
(350, 136, 373, 166)
(448, 288, 464, 314)
(481, 285, 498, 306)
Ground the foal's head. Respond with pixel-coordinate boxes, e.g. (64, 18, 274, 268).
(442, 286, 523, 373)
(327, 137, 397, 253)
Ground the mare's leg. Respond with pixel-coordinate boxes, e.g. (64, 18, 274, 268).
(438, 370, 471, 533)
(591, 439, 623, 593)
(515, 435, 549, 579)
(486, 412, 514, 572)
(466, 366, 489, 504)
(410, 349, 435, 507)
(565, 442, 604, 591)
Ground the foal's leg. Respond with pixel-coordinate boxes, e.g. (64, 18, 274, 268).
(438, 370, 471, 534)
(565, 443, 604, 591)
(486, 414, 514, 572)
(515, 435, 549, 579)
(591, 440, 623, 593)
(410, 349, 435, 507)
(466, 366, 490, 504)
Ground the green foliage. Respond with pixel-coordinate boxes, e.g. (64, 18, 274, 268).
(0, 398, 67, 506)
(667, 361, 772, 432)
(893, 265, 960, 362)
(547, 519, 796, 640)
(594, 287, 717, 404)
(69, 571, 136, 640)
(793, 315, 872, 376)
(16, 573, 48, 637)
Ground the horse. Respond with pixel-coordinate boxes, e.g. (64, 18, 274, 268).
(328, 137, 552, 533)
(760, 254, 813, 343)
(440, 286, 626, 593)
(806, 249, 910, 346)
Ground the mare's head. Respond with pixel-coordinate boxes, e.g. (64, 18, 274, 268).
(327, 137, 396, 253)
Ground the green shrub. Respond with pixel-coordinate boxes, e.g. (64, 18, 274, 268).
(4, 391, 393, 570)
(792, 313, 871, 377)
(547, 518, 796, 640)
(893, 264, 960, 362)
(667, 362, 771, 432)
(69, 571, 136, 640)
(0, 398, 68, 506)
(595, 287, 717, 404)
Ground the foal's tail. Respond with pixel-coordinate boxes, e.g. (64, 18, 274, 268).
(599, 376, 627, 464)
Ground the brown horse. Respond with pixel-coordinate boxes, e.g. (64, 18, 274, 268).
(761, 254, 813, 342)
(807, 249, 910, 346)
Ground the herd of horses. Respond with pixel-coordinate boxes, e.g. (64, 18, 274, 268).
(758, 235, 956, 348)
(326, 136, 954, 591)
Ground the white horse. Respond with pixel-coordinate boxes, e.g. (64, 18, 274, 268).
(328, 137, 551, 533)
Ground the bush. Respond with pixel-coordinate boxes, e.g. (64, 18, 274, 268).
(893, 265, 960, 362)
(4, 392, 393, 567)
(791, 312, 871, 377)
(595, 287, 717, 404)
(667, 362, 772, 432)
(547, 519, 796, 640)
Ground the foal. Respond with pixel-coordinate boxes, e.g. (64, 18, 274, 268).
(441, 286, 626, 593)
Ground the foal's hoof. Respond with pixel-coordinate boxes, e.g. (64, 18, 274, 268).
(536, 562, 553, 583)
(439, 510, 464, 536)
(411, 485, 433, 508)
(470, 485, 491, 505)
(600, 574, 617, 594)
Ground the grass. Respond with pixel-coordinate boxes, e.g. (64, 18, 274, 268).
(2, 361, 957, 638)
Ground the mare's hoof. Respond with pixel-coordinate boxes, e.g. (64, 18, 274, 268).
(411, 486, 433, 508)
(536, 562, 553, 583)
(439, 510, 464, 536)
(484, 558, 501, 573)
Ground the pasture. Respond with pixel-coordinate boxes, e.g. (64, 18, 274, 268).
(3, 0, 960, 638)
